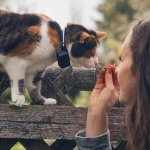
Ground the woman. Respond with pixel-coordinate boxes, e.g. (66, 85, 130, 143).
(75, 19, 150, 150)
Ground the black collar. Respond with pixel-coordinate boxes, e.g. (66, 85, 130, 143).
(56, 28, 71, 68)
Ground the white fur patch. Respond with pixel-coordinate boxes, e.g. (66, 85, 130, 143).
(44, 98, 57, 105)
(25, 21, 57, 74)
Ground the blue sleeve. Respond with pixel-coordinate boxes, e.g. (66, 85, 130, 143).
(75, 130, 112, 150)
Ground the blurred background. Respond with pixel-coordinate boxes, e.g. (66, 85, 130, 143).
(0, 0, 150, 149)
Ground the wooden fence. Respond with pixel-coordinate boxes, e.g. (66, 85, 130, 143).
(0, 66, 126, 150)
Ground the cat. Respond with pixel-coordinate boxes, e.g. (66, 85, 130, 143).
(0, 10, 106, 107)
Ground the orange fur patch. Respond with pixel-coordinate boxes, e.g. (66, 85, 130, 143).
(9, 42, 36, 57)
(9, 26, 40, 57)
(96, 31, 106, 39)
(48, 27, 60, 51)
(27, 26, 40, 35)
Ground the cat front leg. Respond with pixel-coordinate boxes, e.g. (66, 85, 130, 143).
(11, 79, 25, 107)
(4, 60, 26, 107)
(25, 73, 57, 105)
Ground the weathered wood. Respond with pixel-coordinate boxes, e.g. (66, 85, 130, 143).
(0, 139, 18, 150)
(42, 79, 72, 106)
(42, 67, 100, 91)
(19, 139, 50, 150)
(42, 66, 76, 147)
(0, 71, 10, 94)
(50, 139, 76, 150)
(0, 67, 101, 94)
(0, 104, 126, 140)
(52, 66, 73, 94)
(45, 66, 76, 148)
(40, 67, 100, 106)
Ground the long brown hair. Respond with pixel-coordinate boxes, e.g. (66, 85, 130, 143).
(126, 19, 150, 150)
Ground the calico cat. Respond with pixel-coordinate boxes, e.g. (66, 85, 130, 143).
(0, 10, 106, 107)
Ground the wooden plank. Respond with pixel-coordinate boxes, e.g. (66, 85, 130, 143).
(41, 67, 99, 91)
(0, 104, 126, 140)
(19, 139, 50, 150)
(0, 67, 101, 94)
(0, 138, 18, 150)
(50, 139, 76, 150)
(52, 66, 73, 94)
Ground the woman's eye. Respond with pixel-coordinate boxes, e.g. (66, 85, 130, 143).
(119, 56, 123, 62)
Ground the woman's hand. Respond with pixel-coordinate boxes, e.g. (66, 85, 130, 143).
(86, 64, 120, 137)
(88, 64, 120, 113)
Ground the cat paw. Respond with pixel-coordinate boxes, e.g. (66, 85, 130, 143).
(44, 98, 57, 105)
(11, 93, 18, 103)
(13, 95, 25, 107)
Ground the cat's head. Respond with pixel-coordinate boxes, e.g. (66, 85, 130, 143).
(65, 23, 106, 68)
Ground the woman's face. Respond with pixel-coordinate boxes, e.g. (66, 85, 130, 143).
(116, 31, 136, 104)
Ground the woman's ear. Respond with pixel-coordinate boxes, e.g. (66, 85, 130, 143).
(96, 31, 107, 39)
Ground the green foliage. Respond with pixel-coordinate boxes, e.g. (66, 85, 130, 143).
(11, 142, 25, 150)
(97, 0, 150, 64)
(2, 88, 31, 104)
(73, 91, 91, 107)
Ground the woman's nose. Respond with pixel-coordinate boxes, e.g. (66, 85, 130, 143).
(115, 67, 118, 74)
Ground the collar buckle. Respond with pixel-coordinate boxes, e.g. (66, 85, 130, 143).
(56, 29, 71, 68)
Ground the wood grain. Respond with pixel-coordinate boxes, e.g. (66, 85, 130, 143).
(0, 104, 126, 140)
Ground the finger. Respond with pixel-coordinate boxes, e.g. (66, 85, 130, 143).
(96, 68, 106, 84)
(94, 68, 106, 90)
(105, 64, 112, 68)
(105, 64, 116, 70)
(105, 68, 114, 89)
(105, 64, 119, 87)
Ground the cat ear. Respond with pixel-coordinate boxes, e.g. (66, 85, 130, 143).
(96, 31, 107, 39)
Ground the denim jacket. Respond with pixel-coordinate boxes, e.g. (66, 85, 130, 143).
(75, 130, 112, 150)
